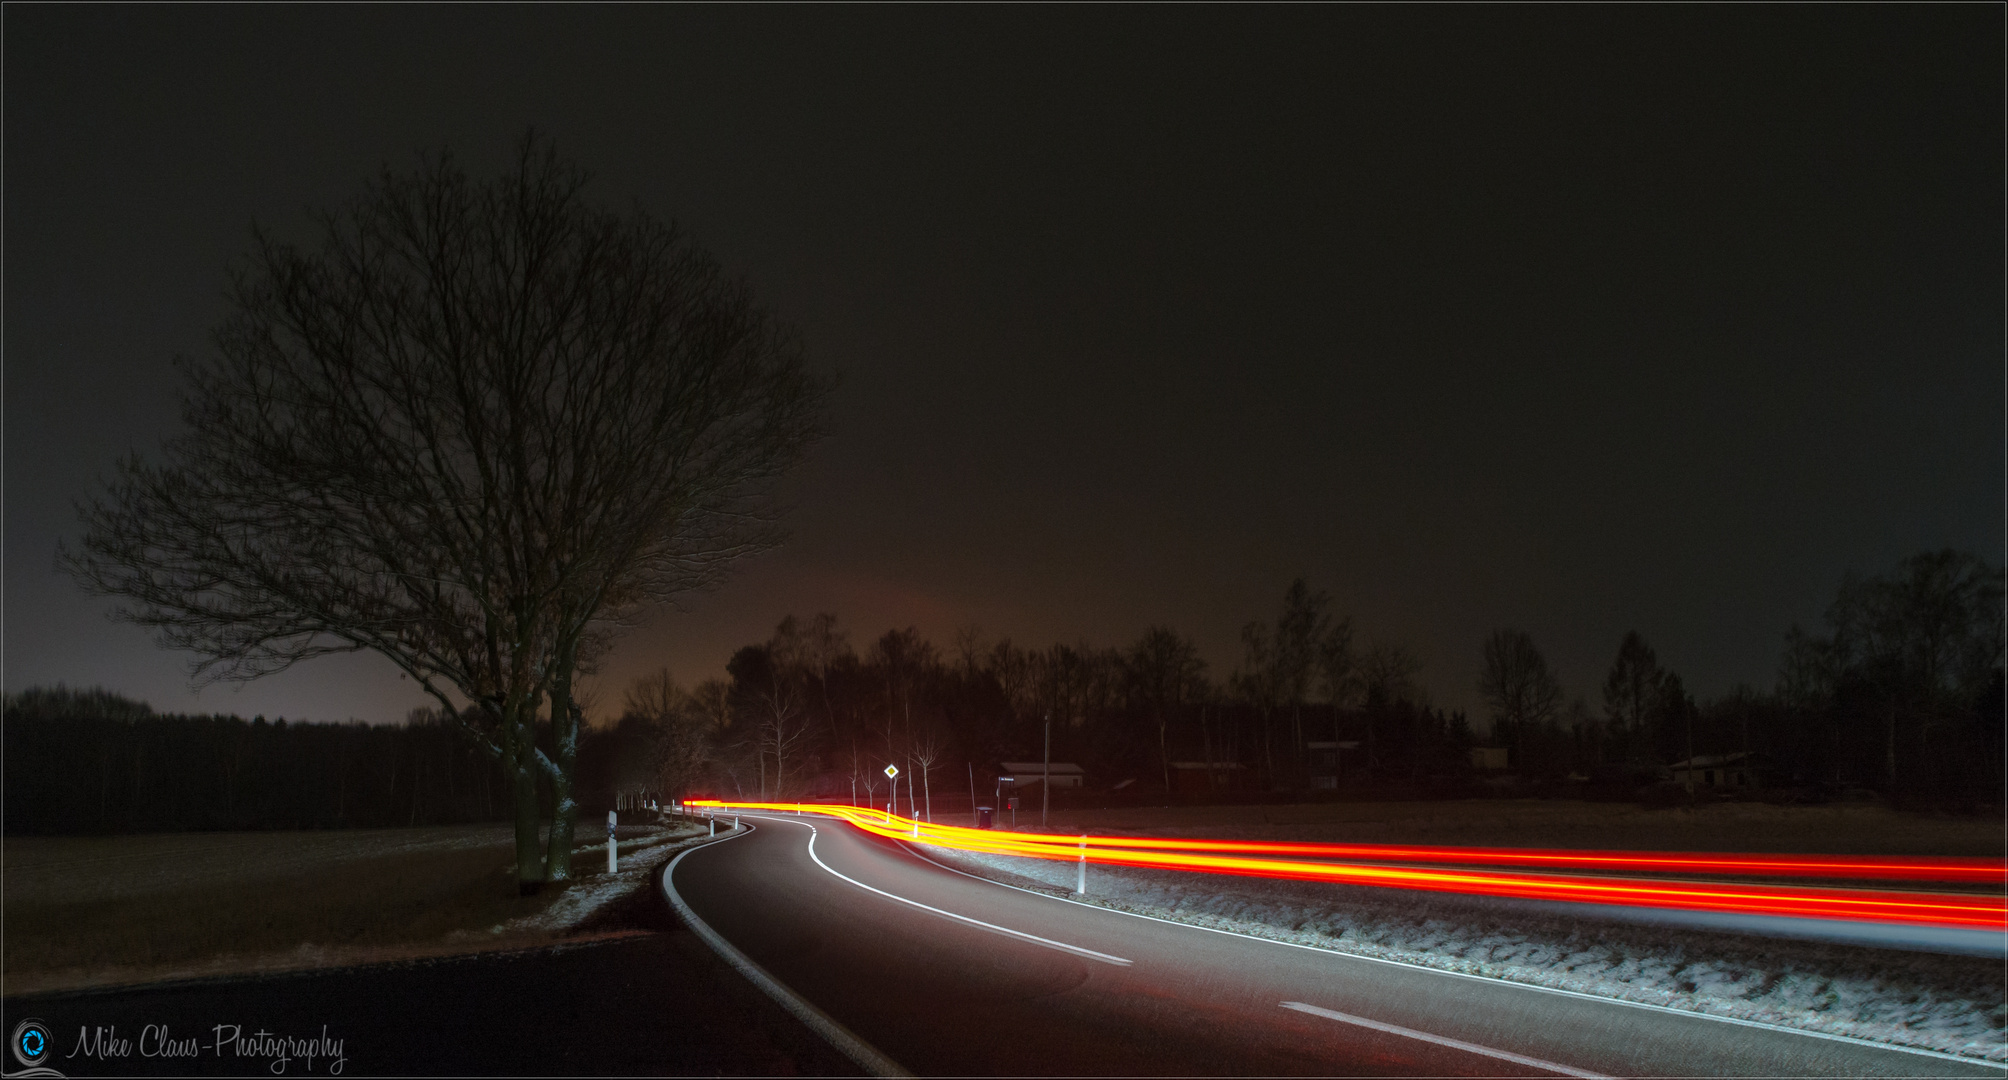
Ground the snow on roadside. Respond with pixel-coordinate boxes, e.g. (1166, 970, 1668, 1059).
(921, 843, 2008, 1062)
(492, 820, 710, 936)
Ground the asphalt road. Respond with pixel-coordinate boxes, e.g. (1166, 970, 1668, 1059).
(670, 812, 2004, 1078)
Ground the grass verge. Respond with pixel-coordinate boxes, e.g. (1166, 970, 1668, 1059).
(3, 820, 706, 996)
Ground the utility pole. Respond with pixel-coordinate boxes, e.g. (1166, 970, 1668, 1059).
(1042, 711, 1051, 828)
(1686, 699, 1696, 809)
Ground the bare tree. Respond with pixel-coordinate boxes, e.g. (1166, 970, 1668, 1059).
(1477, 629, 1563, 769)
(62, 135, 826, 890)
(1781, 549, 2003, 790)
(756, 686, 810, 799)
(1272, 579, 1335, 784)
(1601, 632, 1664, 764)
(687, 679, 735, 735)
(910, 727, 945, 822)
(622, 668, 709, 806)
(952, 624, 987, 677)
(1231, 622, 1282, 781)
(1316, 618, 1358, 763)
(1125, 627, 1208, 794)
(868, 627, 936, 770)
(1360, 640, 1424, 708)
(1357, 639, 1423, 772)
(800, 612, 853, 736)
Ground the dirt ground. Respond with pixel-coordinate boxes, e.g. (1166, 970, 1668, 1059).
(1036, 799, 2006, 856)
(2, 821, 693, 996)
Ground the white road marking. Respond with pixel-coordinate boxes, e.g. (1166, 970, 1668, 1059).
(899, 842, 1997, 1068)
(761, 814, 1133, 967)
(1281, 1001, 1614, 1079)
(664, 824, 912, 1079)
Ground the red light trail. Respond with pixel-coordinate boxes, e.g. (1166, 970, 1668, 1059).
(688, 800, 2006, 933)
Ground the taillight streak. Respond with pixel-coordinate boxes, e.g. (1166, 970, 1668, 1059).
(686, 800, 2006, 931)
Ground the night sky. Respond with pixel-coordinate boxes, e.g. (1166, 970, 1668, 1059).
(6, 7, 2001, 725)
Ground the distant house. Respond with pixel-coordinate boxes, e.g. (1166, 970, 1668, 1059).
(1169, 761, 1253, 795)
(997, 762, 1085, 790)
(1306, 740, 1362, 789)
(1668, 751, 1767, 791)
(1469, 747, 1510, 771)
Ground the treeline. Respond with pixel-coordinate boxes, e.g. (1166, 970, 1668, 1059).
(605, 611, 1486, 809)
(11, 550, 1998, 833)
(1474, 550, 2002, 806)
(610, 549, 2000, 809)
(3, 687, 515, 834)
(3, 685, 707, 835)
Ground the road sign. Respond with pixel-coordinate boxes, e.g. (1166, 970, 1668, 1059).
(884, 764, 899, 779)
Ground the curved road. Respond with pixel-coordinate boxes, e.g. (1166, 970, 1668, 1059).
(670, 812, 2001, 1078)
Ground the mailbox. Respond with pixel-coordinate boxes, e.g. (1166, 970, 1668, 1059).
(977, 806, 993, 829)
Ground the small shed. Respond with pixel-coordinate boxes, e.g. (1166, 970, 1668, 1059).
(1306, 740, 1362, 789)
(1469, 747, 1510, 771)
(997, 762, 1086, 790)
(1669, 751, 1766, 791)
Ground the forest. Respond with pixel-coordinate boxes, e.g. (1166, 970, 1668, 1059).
(6, 548, 1999, 835)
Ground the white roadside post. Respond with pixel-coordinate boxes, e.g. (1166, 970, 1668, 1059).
(1076, 834, 1087, 894)
(607, 810, 619, 874)
(884, 763, 899, 826)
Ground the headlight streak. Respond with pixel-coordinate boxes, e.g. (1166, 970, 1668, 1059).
(687, 801, 2006, 932)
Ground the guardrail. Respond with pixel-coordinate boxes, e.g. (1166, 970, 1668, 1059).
(684, 799, 2006, 932)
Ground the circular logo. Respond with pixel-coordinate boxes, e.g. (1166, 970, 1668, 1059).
(11, 1018, 51, 1067)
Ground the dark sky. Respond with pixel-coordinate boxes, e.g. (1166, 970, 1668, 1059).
(6, 7, 2001, 725)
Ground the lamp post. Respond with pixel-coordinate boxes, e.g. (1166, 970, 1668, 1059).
(1042, 712, 1051, 828)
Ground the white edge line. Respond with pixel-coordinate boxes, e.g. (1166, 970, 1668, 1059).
(1281, 1000, 1614, 1079)
(898, 839, 2005, 1069)
(756, 815, 1131, 967)
(663, 822, 912, 1079)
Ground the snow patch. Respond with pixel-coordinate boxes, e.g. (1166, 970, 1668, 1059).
(921, 843, 2007, 1063)
(496, 820, 709, 936)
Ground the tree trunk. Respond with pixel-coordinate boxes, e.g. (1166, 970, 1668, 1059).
(1885, 702, 1898, 790)
(1685, 702, 1696, 808)
(546, 648, 582, 883)
(1292, 703, 1303, 787)
(1196, 698, 1212, 790)
(506, 702, 546, 895)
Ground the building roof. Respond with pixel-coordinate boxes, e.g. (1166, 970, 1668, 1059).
(1668, 751, 1760, 770)
(997, 762, 1085, 775)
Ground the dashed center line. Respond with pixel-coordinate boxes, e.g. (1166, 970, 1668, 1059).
(1282, 1001, 1614, 1079)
